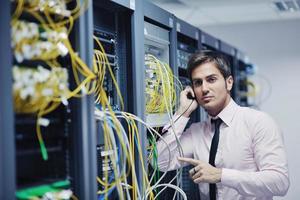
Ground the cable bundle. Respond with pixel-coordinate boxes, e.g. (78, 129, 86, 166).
(12, 20, 69, 63)
(93, 36, 124, 109)
(95, 110, 188, 200)
(145, 54, 182, 117)
(11, 1, 189, 199)
(11, 0, 94, 162)
(13, 65, 69, 114)
(11, 0, 88, 26)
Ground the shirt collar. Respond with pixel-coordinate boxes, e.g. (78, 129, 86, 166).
(208, 98, 239, 127)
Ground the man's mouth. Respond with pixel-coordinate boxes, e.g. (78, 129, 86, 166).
(202, 96, 213, 102)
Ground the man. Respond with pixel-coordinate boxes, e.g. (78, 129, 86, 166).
(156, 51, 289, 200)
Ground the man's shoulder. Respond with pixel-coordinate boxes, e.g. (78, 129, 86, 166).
(238, 106, 276, 126)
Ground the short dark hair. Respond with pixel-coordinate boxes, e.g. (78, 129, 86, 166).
(187, 50, 232, 81)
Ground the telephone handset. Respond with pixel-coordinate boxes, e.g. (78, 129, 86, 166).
(187, 92, 196, 100)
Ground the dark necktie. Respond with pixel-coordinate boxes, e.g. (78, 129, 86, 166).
(209, 118, 223, 200)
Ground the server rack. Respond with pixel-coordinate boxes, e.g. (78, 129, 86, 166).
(219, 41, 238, 101)
(201, 31, 220, 51)
(130, 0, 148, 192)
(4, 1, 97, 199)
(1, 1, 254, 199)
(175, 17, 201, 200)
(144, 1, 177, 127)
(143, 2, 179, 199)
(72, 2, 98, 199)
(93, 1, 144, 199)
(93, 1, 134, 112)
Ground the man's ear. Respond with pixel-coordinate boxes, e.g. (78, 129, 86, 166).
(226, 75, 233, 91)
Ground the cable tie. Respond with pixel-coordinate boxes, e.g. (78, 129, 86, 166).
(61, 97, 69, 106)
(81, 85, 87, 95)
(58, 190, 73, 199)
(57, 42, 68, 56)
(59, 32, 68, 39)
(61, 10, 71, 17)
(15, 52, 24, 63)
(38, 118, 50, 127)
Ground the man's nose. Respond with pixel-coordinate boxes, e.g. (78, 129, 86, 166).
(202, 81, 209, 94)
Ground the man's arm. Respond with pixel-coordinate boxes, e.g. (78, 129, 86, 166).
(156, 87, 198, 172)
(156, 114, 194, 172)
(221, 113, 290, 196)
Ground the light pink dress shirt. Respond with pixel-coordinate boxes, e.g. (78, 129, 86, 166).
(157, 99, 289, 200)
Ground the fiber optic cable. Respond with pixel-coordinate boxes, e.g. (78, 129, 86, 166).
(96, 110, 182, 199)
(12, 0, 95, 163)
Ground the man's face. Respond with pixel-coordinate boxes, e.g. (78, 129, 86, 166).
(191, 62, 233, 116)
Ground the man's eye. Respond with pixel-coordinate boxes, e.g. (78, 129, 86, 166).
(193, 80, 202, 87)
(207, 77, 216, 83)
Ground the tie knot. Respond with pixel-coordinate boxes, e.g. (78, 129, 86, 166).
(211, 118, 223, 129)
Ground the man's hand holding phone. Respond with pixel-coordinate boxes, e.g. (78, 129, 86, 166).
(177, 86, 198, 117)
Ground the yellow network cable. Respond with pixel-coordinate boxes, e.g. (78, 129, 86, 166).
(71, 194, 79, 200)
(93, 35, 124, 110)
(13, 2, 186, 199)
(95, 108, 191, 199)
(15, 0, 89, 28)
(96, 110, 157, 200)
(13, 66, 69, 113)
(94, 84, 127, 198)
(11, 0, 24, 25)
(145, 54, 177, 115)
(11, 0, 96, 163)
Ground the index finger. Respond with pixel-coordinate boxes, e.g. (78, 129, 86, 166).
(184, 86, 193, 93)
(177, 157, 199, 166)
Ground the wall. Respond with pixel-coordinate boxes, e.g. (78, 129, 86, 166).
(202, 19, 300, 200)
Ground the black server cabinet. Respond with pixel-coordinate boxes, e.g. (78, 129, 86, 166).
(93, 1, 140, 199)
(219, 41, 238, 101)
(175, 18, 201, 200)
(143, 2, 179, 200)
(201, 31, 220, 52)
(143, 1, 176, 134)
(93, 1, 133, 112)
(4, 1, 97, 199)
